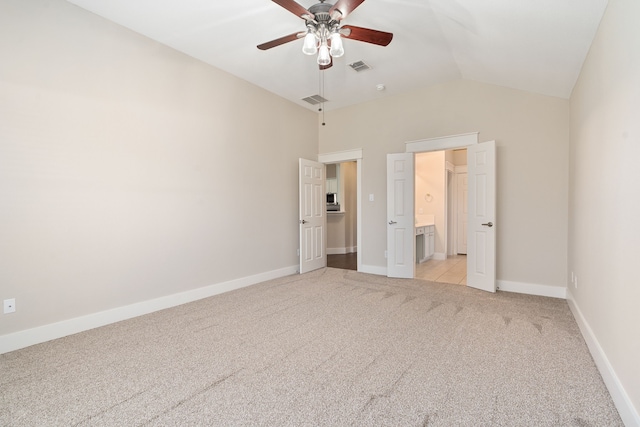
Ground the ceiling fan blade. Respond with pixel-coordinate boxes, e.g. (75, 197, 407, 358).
(257, 32, 303, 50)
(329, 0, 366, 20)
(319, 58, 333, 70)
(272, 0, 314, 19)
(341, 25, 393, 46)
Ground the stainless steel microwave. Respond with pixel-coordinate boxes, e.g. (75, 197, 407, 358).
(326, 193, 338, 205)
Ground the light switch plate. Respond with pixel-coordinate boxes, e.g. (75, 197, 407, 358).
(4, 298, 16, 314)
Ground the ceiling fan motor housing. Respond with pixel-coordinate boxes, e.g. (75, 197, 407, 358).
(307, 2, 340, 31)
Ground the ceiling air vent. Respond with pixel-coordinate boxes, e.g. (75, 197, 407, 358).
(349, 60, 371, 72)
(302, 95, 328, 105)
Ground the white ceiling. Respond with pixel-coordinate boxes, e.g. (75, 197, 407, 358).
(65, 0, 608, 112)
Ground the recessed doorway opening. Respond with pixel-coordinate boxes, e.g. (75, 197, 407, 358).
(387, 132, 496, 293)
(414, 148, 467, 286)
(326, 161, 358, 270)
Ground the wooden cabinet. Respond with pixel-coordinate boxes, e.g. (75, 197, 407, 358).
(416, 225, 435, 263)
(427, 225, 435, 258)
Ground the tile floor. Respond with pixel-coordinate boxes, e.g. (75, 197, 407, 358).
(415, 254, 467, 285)
(328, 253, 467, 286)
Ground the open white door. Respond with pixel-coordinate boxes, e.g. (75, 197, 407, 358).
(467, 141, 496, 292)
(386, 153, 415, 278)
(299, 158, 326, 274)
(457, 172, 468, 254)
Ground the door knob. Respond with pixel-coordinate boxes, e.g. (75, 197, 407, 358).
(388, 220, 397, 225)
(481, 222, 493, 227)
(300, 219, 307, 224)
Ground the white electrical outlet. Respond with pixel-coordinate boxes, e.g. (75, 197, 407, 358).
(571, 271, 574, 283)
(384, 250, 388, 258)
(4, 298, 16, 314)
(574, 276, 578, 289)
(369, 194, 374, 202)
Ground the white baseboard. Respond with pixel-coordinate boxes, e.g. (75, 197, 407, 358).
(0, 265, 298, 355)
(496, 280, 567, 299)
(566, 290, 640, 427)
(327, 246, 357, 255)
(433, 252, 446, 261)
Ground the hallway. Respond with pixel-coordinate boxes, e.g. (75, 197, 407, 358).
(327, 253, 357, 271)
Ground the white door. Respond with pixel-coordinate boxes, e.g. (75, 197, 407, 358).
(386, 153, 415, 278)
(467, 141, 496, 292)
(299, 158, 326, 274)
(457, 173, 468, 254)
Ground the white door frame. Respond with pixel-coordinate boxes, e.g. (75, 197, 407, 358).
(455, 166, 468, 255)
(444, 161, 455, 257)
(405, 132, 488, 282)
(318, 149, 363, 272)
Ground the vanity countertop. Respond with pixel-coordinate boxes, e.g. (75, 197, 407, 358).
(415, 221, 435, 228)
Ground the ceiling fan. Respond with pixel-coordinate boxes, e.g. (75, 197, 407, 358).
(257, 0, 393, 70)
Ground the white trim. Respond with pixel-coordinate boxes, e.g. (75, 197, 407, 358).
(451, 171, 458, 255)
(455, 165, 468, 173)
(567, 290, 640, 427)
(496, 280, 567, 299)
(445, 161, 455, 172)
(0, 265, 298, 355)
(318, 148, 363, 163)
(406, 132, 479, 152)
(453, 167, 468, 255)
(359, 264, 387, 276)
(327, 246, 357, 255)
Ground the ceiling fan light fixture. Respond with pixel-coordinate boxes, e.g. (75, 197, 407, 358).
(302, 31, 318, 55)
(329, 32, 344, 57)
(258, 0, 393, 71)
(317, 43, 331, 66)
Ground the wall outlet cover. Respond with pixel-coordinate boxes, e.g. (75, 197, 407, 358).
(4, 298, 16, 314)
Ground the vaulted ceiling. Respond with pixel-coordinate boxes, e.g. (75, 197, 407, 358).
(66, 0, 608, 111)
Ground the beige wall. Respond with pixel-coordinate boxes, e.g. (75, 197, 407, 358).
(319, 79, 570, 287)
(569, 0, 640, 417)
(453, 149, 467, 166)
(0, 0, 317, 336)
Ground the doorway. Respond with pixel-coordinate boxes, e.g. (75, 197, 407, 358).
(414, 149, 467, 285)
(317, 149, 363, 272)
(387, 133, 496, 292)
(326, 161, 358, 271)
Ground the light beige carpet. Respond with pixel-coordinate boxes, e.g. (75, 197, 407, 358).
(1, 268, 622, 426)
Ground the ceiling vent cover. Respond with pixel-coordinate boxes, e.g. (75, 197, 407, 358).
(302, 95, 328, 105)
(349, 60, 371, 72)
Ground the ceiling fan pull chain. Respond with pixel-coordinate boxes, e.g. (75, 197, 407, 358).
(318, 68, 322, 115)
